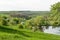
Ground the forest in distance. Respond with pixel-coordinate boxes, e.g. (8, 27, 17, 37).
(0, 2, 60, 40)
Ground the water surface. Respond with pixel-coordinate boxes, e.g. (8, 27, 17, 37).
(44, 26, 60, 35)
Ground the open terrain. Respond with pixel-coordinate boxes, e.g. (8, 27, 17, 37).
(0, 26, 60, 40)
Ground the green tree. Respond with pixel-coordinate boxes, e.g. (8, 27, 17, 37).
(2, 16, 9, 26)
(50, 2, 60, 26)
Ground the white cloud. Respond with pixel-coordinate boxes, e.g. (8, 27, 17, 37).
(0, 0, 60, 11)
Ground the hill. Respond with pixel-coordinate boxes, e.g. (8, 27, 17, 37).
(0, 11, 50, 16)
(0, 26, 60, 40)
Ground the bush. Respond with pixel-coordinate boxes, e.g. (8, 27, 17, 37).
(19, 24, 23, 29)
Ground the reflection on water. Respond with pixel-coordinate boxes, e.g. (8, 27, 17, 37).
(44, 26, 60, 35)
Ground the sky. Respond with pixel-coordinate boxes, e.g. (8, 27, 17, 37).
(0, 0, 60, 11)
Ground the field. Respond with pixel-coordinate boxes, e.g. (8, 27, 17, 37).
(0, 26, 60, 40)
(0, 11, 60, 40)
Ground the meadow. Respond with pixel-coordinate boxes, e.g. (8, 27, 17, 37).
(0, 2, 60, 40)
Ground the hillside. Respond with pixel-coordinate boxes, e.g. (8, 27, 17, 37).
(0, 26, 60, 40)
(0, 11, 50, 16)
(0, 11, 60, 40)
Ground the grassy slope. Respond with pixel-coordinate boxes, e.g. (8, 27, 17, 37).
(0, 26, 60, 40)
(0, 11, 59, 40)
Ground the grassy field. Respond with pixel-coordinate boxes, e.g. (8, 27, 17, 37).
(0, 26, 60, 40)
(0, 11, 60, 40)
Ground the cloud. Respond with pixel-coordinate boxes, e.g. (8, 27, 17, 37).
(0, 0, 60, 11)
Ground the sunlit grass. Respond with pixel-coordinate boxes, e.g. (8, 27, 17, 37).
(0, 26, 60, 40)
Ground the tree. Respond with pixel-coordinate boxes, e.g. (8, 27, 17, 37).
(50, 2, 60, 26)
(51, 2, 60, 15)
(1, 16, 10, 26)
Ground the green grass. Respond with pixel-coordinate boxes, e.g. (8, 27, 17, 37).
(0, 11, 59, 40)
(0, 26, 60, 40)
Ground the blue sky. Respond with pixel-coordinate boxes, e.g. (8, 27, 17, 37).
(0, 0, 60, 11)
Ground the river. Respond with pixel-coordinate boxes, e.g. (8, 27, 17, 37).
(44, 26, 60, 35)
